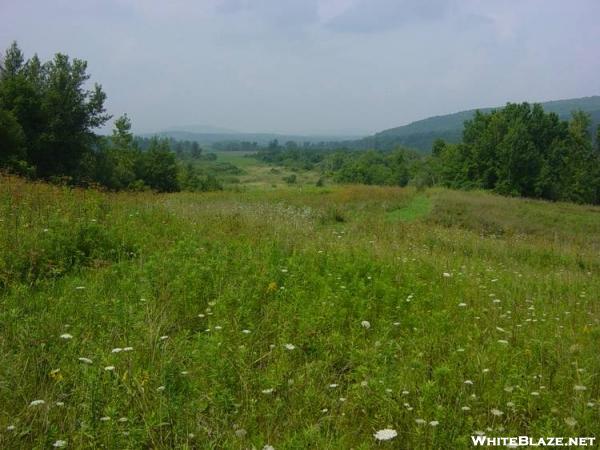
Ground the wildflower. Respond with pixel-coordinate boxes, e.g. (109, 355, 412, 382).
(464, 380, 473, 385)
(374, 429, 397, 441)
(506, 402, 515, 408)
(284, 344, 296, 351)
(329, 383, 338, 388)
(159, 336, 169, 341)
(443, 272, 451, 278)
(491, 409, 503, 416)
(401, 390, 409, 395)
(339, 397, 347, 402)
(60, 334, 73, 340)
(415, 419, 426, 425)
(267, 282, 278, 293)
(55, 402, 64, 407)
(564, 417, 577, 427)
(214, 326, 222, 330)
(198, 314, 205, 318)
(118, 417, 128, 423)
(429, 421, 439, 427)
(49, 369, 63, 381)
(360, 320, 371, 329)
(263, 445, 275, 450)
(104, 366, 115, 371)
(531, 391, 540, 396)
(461, 406, 471, 411)
(235, 428, 247, 438)
(100, 416, 111, 421)
(78, 357, 93, 364)
(52, 440, 67, 448)
(261, 388, 274, 394)
(360, 381, 368, 387)
(156, 386, 165, 392)
(458, 303, 467, 307)
(242, 329, 251, 334)
(574, 385, 587, 391)
(181, 371, 189, 375)
(321, 408, 328, 413)
(123, 347, 133, 352)
(497, 340, 509, 345)
(111, 348, 123, 353)
(29, 399, 45, 407)
(7, 425, 15, 431)
(75, 286, 85, 290)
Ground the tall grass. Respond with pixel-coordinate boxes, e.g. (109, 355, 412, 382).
(0, 175, 598, 448)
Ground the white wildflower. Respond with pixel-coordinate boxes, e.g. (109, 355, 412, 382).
(429, 420, 439, 427)
(574, 385, 587, 391)
(60, 334, 73, 340)
(111, 348, 123, 353)
(123, 347, 133, 352)
(564, 417, 577, 427)
(52, 440, 67, 448)
(78, 357, 93, 364)
(284, 344, 296, 350)
(156, 386, 165, 392)
(491, 409, 503, 416)
(104, 366, 115, 371)
(374, 429, 397, 441)
(261, 388, 274, 394)
(159, 336, 169, 341)
(361, 320, 371, 329)
(443, 272, 451, 278)
(464, 380, 474, 385)
(497, 340, 509, 345)
(29, 399, 45, 407)
(242, 329, 251, 334)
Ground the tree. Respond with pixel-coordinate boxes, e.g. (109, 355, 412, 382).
(0, 42, 111, 180)
(0, 109, 27, 172)
(137, 138, 180, 192)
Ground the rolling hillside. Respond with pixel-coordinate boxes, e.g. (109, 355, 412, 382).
(351, 95, 600, 152)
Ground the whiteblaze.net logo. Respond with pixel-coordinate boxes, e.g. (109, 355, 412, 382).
(471, 436, 596, 447)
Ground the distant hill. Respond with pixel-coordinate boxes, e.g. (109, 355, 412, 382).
(350, 96, 600, 152)
(144, 129, 364, 146)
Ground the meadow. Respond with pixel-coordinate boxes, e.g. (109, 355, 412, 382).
(0, 168, 599, 449)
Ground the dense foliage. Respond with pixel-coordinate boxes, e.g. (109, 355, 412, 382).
(432, 103, 600, 204)
(0, 42, 224, 193)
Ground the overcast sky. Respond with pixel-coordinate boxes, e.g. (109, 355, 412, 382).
(2, 0, 599, 135)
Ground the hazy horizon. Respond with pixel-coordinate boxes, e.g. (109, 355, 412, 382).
(2, 0, 599, 135)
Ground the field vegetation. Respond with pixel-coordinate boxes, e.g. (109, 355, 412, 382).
(1, 173, 598, 449)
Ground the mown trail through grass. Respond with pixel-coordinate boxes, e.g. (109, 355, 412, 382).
(1, 177, 598, 449)
(385, 194, 432, 222)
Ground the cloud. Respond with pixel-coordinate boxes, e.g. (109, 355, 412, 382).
(324, 0, 455, 33)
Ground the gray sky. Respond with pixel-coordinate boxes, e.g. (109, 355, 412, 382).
(2, 0, 599, 135)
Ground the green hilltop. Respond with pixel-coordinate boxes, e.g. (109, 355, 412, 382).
(354, 95, 600, 152)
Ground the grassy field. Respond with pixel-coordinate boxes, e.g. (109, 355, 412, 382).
(0, 173, 599, 449)
(196, 151, 323, 190)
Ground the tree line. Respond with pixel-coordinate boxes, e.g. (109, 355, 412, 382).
(255, 104, 600, 204)
(0, 42, 221, 192)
